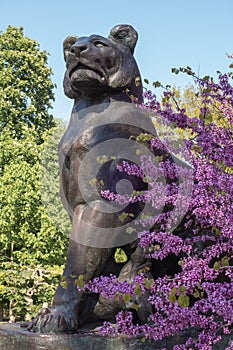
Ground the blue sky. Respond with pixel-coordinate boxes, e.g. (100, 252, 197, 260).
(1, 0, 233, 120)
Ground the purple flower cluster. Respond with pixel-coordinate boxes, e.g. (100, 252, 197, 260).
(81, 69, 233, 349)
(77, 273, 148, 299)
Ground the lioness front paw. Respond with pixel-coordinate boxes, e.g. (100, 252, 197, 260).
(27, 307, 78, 334)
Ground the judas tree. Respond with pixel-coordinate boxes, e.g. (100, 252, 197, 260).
(76, 65, 233, 349)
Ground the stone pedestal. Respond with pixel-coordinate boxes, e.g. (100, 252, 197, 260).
(0, 323, 232, 350)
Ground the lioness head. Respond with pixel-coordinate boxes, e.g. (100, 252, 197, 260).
(63, 24, 143, 102)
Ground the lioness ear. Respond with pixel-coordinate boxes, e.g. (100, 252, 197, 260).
(109, 24, 138, 54)
(63, 35, 79, 61)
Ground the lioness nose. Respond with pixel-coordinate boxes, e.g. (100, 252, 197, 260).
(70, 43, 88, 56)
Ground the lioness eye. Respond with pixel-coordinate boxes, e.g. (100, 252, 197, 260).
(94, 41, 105, 48)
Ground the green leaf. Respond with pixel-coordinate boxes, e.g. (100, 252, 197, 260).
(202, 75, 210, 81)
(114, 248, 128, 263)
(171, 68, 179, 75)
(178, 295, 190, 308)
(115, 292, 120, 301)
(119, 212, 129, 222)
(60, 280, 68, 289)
(170, 287, 177, 295)
(213, 261, 221, 270)
(194, 290, 200, 298)
(178, 259, 183, 266)
(153, 80, 162, 88)
(135, 76, 141, 87)
(168, 287, 177, 303)
(138, 266, 150, 274)
(168, 293, 177, 303)
(89, 178, 97, 186)
(136, 133, 153, 142)
(75, 275, 85, 288)
(122, 293, 131, 303)
(221, 256, 230, 267)
(141, 213, 150, 220)
(126, 226, 136, 234)
(96, 155, 108, 164)
(134, 283, 142, 296)
(144, 78, 149, 84)
(179, 285, 187, 293)
(144, 279, 154, 290)
(60, 276, 68, 289)
(204, 113, 213, 125)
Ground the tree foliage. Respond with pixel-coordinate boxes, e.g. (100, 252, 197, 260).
(0, 26, 55, 142)
(0, 27, 68, 320)
(40, 119, 71, 238)
(163, 83, 230, 129)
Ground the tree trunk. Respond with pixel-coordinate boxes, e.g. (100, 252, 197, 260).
(0, 302, 4, 321)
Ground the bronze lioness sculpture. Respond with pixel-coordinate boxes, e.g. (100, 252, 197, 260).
(30, 24, 162, 333)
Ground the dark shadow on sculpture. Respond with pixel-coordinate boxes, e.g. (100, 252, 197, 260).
(28, 24, 181, 334)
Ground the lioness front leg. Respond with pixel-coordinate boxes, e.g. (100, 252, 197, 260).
(29, 204, 113, 333)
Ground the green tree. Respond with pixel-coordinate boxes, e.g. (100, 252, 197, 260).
(164, 84, 202, 118)
(40, 119, 71, 238)
(0, 125, 68, 320)
(163, 83, 229, 128)
(0, 26, 55, 142)
(0, 126, 69, 267)
(0, 27, 68, 321)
